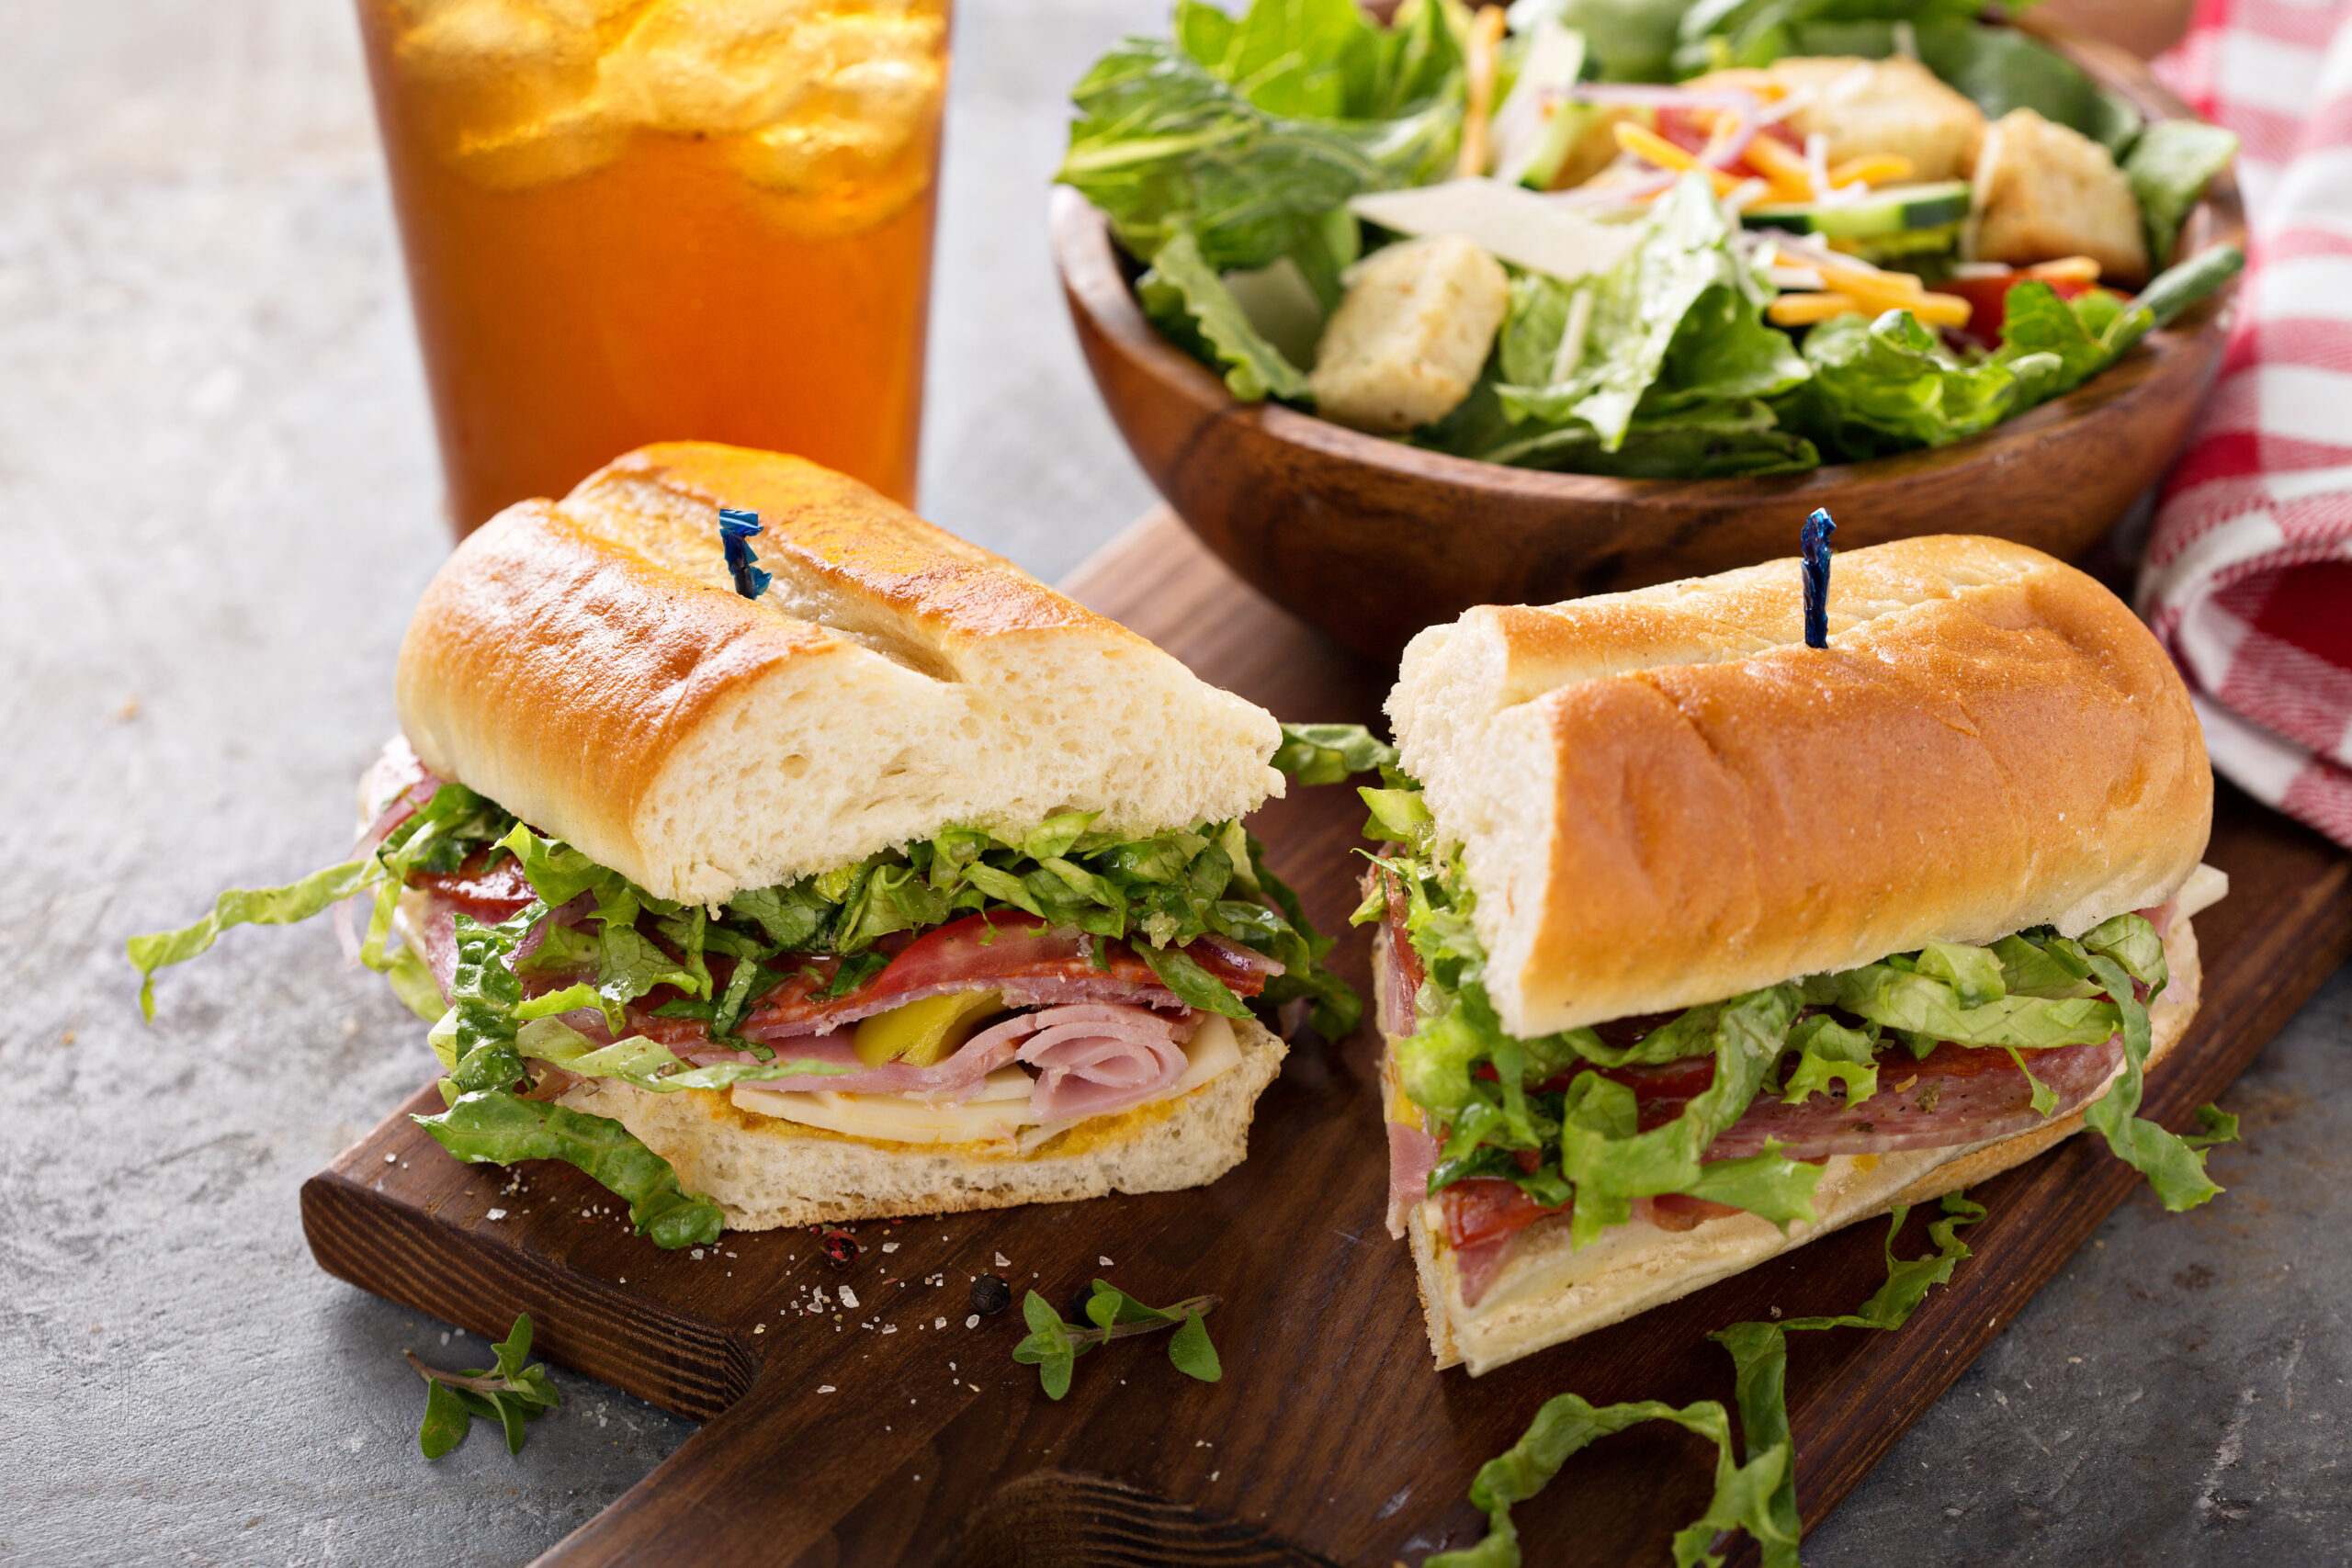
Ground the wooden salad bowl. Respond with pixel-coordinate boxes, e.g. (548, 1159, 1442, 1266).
(1053, 20, 2247, 662)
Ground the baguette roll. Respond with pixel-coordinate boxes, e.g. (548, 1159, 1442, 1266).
(397, 443, 1283, 907)
(1388, 536, 2211, 1038)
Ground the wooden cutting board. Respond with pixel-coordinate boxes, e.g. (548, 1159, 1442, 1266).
(301, 512, 2352, 1568)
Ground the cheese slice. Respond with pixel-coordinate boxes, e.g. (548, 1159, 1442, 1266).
(730, 1014, 1244, 1151)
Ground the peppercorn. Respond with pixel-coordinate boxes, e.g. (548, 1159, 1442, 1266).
(971, 1273, 1012, 1316)
(820, 1228, 858, 1269)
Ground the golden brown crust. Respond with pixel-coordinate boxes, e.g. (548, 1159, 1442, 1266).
(395, 443, 1283, 901)
(396, 498, 838, 886)
(1396, 536, 2211, 1036)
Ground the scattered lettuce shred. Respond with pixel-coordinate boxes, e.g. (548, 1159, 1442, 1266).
(1355, 781, 2224, 1235)
(1423, 1192, 1981, 1567)
(416, 1090, 724, 1250)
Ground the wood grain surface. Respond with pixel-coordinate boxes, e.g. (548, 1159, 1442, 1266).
(1054, 17, 2247, 662)
(301, 514, 2352, 1567)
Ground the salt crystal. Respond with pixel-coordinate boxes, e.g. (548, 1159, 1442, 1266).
(881, 1242, 899, 1253)
(384, 1154, 396, 1164)
(753, 1325, 765, 1335)
(691, 1248, 705, 1259)
(839, 1286, 860, 1310)
(817, 1385, 836, 1393)
(966, 1314, 979, 1329)
(934, 1316, 947, 1330)
(882, 1325, 898, 1335)
(994, 1252, 1011, 1268)
(1099, 1256, 1114, 1267)
(486, 1209, 507, 1221)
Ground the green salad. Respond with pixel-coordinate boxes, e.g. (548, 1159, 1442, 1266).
(1058, 0, 2242, 476)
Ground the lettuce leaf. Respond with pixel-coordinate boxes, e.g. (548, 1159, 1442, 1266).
(2126, 119, 2239, 268)
(1555, 984, 1815, 1244)
(1422, 1391, 1792, 1568)
(513, 1017, 847, 1093)
(1057, 0, 1460, 276)
(2078, 952, 2222, 1211)
(129, 858, 379, 1019)
(1779, 1013, 1879, 1108)
(1497, 175, 1798, 450)
(1710, 1192, 1984, 1567)
(1271, 722, 1398, 784)
(1777, 309, 2026, 459)
(415, 1090, 723, 1249)
(1137, 226, 1313, 400)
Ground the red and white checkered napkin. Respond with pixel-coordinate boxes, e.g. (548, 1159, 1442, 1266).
(2139, 0, 2352, 845)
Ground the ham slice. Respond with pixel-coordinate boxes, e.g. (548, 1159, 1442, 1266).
(1386, 1118, 1442, 1238)
(663, 1002, 1194, 1121)
(1016, 1005, 1195, 1120)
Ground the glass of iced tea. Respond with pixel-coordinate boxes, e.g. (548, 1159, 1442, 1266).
(355, 0, 950, 533)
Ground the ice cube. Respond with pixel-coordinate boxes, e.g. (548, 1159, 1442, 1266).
(388, 0, 625, 189)
(727, 9, 947, 229)
(597, 0, 831, 136)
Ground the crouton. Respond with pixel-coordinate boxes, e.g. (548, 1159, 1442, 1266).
(1697, 56, 1986, 183)
(1971, 107, 2149, 286)
(1309, 235, 1510, 434)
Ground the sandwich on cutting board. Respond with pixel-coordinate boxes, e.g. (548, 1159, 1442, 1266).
(1363, 533, 2226, 1375)
(134, 443, 1352, 1247)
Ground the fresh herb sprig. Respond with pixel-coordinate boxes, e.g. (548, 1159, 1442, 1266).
(409, 1313, 561, 1459)
(1012, 1280, 1222, 1399)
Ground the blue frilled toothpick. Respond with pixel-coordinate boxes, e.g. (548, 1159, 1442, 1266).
(1801, 507, 1835, 649)
(718, 507, 772, 601)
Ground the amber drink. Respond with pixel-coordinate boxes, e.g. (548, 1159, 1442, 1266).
(356, 0, 949, 533)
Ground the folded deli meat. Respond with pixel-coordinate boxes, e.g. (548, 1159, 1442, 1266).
(1362, 535, 2224, 1374)
(135, 444, 1361, 1246)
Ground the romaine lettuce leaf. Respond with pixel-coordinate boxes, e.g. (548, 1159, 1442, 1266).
(1555, 983, 1815, 1244)
(129, 858, 379, 1019)
(1137, 227, 1314, 400)
(1776, 309, 2025, 459)
(2126, 119, 2240, 267)
(1497, 175, 1791, 449)
(513, 1017, 847, 1093)
(1779, 1012, 1879, 1108)
(1057, 0, 1460, 276)
(1271, 722, 1398, 784)
(2078, 952, 2222, 1211)
(414, 1089, 724, 1249)
(1801, 963, 2120, 1050)
(1422, 1389, 1792, 1568)
(1710, 1191, 1984, 1567)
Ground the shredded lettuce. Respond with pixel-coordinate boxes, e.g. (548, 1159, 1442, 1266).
(1355, 780, 2208, 1235)
(1421, 1188, 1982, 1567)
(415, 1090, 724, 1249)
(129, 859, 379, 1019)
(1423, 1392, 1792, 1568)
(1710, 1192, 1985, 1566)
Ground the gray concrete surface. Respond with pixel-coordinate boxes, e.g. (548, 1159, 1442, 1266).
(0, 2, 2342, 1564)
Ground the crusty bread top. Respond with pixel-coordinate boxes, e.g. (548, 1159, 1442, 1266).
(396, 444, 1283, 904)
(1388, 536, 2211, 1036)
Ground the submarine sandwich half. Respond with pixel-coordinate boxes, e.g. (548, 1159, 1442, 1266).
(1364, 534, 2226, 1374)
(135, 443, 1355, 1247)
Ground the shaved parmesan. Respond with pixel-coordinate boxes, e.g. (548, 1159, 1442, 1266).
(1348, 180, 1640, 282)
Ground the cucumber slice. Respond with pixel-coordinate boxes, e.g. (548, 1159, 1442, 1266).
(1742, 180, 1972, 240)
